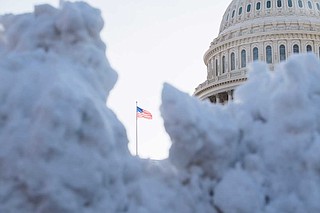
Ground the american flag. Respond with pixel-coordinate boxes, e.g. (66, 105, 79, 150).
(136, 106, 152, 119)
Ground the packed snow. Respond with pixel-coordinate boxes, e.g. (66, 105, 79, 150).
(0, 2, 202, 213)
(0, 1, 320, 213)
(161, 54, 320, 213)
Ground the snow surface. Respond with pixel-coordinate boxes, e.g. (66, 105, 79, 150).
(1, 1, 320, 213)
(161, 54, 320, 213)
(0, 2, 206, 213)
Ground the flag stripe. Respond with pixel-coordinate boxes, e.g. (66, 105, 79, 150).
(137, 106, 152, 119)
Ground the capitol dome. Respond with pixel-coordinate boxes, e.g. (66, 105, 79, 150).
(194, 0, 320, 103)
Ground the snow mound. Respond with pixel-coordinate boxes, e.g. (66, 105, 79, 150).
(161, 54, 320, 213)
(0, 2, 130, 212)
(0, 2, 215, 212)
(1, 1, 320, 212)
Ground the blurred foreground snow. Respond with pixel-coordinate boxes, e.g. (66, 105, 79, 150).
(161, 55, 320, 213)
(0, 2, 320, 213)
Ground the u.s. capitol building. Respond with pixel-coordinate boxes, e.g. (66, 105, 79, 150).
(194, 0, 320, 103)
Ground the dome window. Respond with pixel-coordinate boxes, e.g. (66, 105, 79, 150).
(266, 46, 273, 64)
(232, 10, 235, 18)
(222, 56, 226, 73)
(277, 0, 282, 7)
(239, 7, 243, 15)
(231, 53, 235, 70)
(267, 1, 272, 8)
(247, 4, 252, 12)
(279, 45, 286, 61)
(226, 13, 229, 21)
(298, 0, 303, 8)
(307, 45, 313, 52)
(256, 2, 261, 10)
(308, 1, 313, 9)
(293, 44, 300, 53)
(288, 0, 293, 7)
(253, 47, 259, 61)
(317, 2, 320, 10)
(241, 50, 247, 68)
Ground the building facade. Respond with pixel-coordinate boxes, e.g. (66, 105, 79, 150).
(194, 0, 320, 103)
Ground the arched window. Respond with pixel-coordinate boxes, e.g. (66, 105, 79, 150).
(253, 47, 259, 61)
(298, 0, 303, 8)
(266, 45, 272, 64)
(247, 4, 252, 12)
(222, 56, 226, 73)
(308, 1, 313, 9)
(232, 10, 235, 18)
(231, 53, 235, 70)
(317, 2, 320, 10)
(267, 1, 272, 8)
(241, 50, 247, 68)
(256, 2, 261, 10)
(277, 0, 282, 7)
(239, 7, 243, 15)
(293, 44, 300, 53)
(307, 45, 312, 52)
(280, 45, 286, 61)
(215, 59, 218, 76)
(288, 0, 293, 7)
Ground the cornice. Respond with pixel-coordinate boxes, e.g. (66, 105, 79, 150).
(194, 75, 247, 98)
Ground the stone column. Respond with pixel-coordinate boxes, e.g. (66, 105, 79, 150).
(228, 90, 232, 102)
(216, 94, 220, 103)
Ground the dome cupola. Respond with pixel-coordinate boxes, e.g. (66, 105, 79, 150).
(220, 0, 320, 34)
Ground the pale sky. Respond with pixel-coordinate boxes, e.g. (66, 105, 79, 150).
(0, 0, 231, 159)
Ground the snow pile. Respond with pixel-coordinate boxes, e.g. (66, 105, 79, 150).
(1, 1, 320, 213)
(0, 2, 129, 212)
(0, 2, 215, 213)
(161, 54, 320, 213)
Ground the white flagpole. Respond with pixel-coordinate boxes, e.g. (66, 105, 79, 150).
(135, 101, 138, 156)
